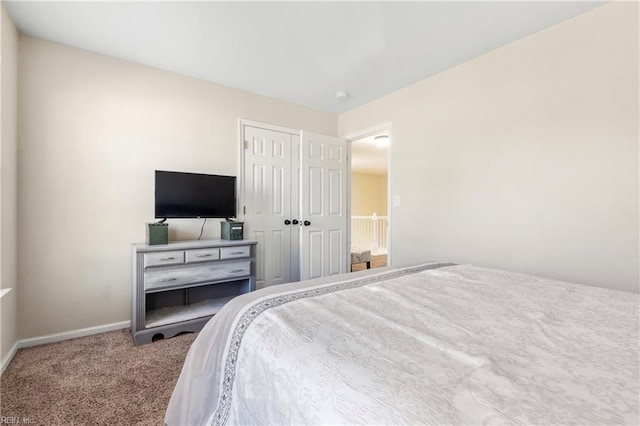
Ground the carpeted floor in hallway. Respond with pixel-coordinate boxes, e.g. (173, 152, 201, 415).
(350, 254, 387, 272)
(0, 329, 196, 425)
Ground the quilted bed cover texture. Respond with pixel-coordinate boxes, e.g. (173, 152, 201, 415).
(166, 262, 639, 425)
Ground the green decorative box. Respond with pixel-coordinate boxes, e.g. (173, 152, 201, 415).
(146, 223, 168, 245)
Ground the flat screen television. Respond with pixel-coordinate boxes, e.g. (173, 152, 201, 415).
(155, 170, 236, 219)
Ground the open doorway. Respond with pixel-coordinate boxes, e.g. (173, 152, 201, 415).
(348, 130, 390, 272)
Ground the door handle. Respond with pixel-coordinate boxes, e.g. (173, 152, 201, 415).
(303, 220, 311, 226)
(292, 219, 299, 225)
(284, 219, 291, 225)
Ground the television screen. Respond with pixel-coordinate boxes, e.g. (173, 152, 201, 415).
(155, 171, 236, 219)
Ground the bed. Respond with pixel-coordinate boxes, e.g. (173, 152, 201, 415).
(165, 262, 639, 425)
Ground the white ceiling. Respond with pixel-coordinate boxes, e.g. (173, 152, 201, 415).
(351, 134, 389, 176)
(5, 1, 603, 114)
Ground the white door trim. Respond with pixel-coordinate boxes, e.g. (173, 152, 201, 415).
(342, 122, 393, 267)
(239, 119, 299, 137)
(342, 122, 393, 142)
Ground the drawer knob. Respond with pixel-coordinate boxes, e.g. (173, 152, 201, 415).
(161, 277, 178, 283)
(197, 254, 213, 258)
(160, 257, 175, 261)
(231, 251, 244, 255)
(231, 269, 245, 273)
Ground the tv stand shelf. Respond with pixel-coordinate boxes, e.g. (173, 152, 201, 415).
(145, 295, 236, 328)
(131, 239, 257, 345)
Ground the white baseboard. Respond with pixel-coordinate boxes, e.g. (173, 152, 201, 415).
(18, 320, 131, 348)
(1, 320, 131, 375)
(1, 342, 19, 375)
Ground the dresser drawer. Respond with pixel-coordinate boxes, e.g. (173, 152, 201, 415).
(220, 245, 251, 259)
(144, 261, 251, 291)
(144, 251, 184, 268)
(185, 248, 220, 263)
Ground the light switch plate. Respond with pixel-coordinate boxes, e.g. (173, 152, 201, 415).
(393, 195, 401, 207)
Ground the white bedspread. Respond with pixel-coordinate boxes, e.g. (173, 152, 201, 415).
(166, 263, 639, 425)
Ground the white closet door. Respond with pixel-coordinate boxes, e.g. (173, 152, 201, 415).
(243, 126, 294, 289)
(300, 131, 348, 280)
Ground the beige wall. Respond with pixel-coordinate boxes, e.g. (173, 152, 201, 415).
(340, 3, 639, 293)
(351, 173, 387, 216)
(18, 36, 337, 338)
(1, 4, 19, 364)
(10, 1, 640, 343)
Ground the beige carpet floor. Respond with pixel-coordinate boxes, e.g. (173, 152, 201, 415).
(0, 329, 196, 425)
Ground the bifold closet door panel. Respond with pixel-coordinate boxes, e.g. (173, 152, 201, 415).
(242, 126, 295, 288)
(299, 131, 348, 281)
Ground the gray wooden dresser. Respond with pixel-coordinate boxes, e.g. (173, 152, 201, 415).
(131, 239, 257, 345)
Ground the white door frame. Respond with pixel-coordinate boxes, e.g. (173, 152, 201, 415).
(342, 122, 393, 268)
